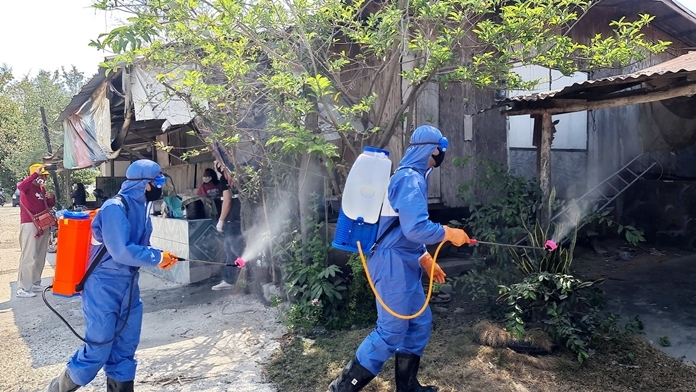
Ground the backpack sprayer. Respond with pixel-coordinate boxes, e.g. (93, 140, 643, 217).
(333, 146, 558, 320)
(41, 207, 131, 346)
(331, 145, 448, 320)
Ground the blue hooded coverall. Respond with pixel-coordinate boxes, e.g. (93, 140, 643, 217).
(355, 125, 447, 376)
(65, 160, 164, 385)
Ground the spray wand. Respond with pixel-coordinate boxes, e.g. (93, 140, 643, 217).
(469, 239, 558, 252)
(178, 257, 246, 268)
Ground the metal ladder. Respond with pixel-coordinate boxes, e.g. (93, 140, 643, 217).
(512, 152, 658, 246)
(551, 152, 658, 226)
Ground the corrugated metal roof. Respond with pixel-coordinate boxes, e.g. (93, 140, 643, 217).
(502, 51, 696, 103)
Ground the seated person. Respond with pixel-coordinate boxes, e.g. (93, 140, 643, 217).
(197, 168, 221, 198)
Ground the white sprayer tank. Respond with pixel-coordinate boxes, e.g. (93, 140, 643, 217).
(341, 147, 392, 224)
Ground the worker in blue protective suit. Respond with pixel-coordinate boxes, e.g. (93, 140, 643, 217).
(48, 159, 180, 392)
(328, 125, 470, 392)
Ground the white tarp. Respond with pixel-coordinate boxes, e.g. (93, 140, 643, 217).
(130, 66, 200, 131)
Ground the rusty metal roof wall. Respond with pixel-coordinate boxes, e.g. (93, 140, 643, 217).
(503, 51, 696, 103)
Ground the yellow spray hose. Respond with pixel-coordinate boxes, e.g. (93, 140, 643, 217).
(356, 239, 447, 320)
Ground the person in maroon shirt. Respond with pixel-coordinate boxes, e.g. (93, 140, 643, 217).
(16, 164, 55, 298)
(196, 167, 221, 198)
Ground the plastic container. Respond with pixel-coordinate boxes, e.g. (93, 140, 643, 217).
(332, 208, 380, 253)
(341, 147, 392, 224)
(53, 212, 95, 297)
(63, 211, 90, 220)
(332, 147, 392, 253)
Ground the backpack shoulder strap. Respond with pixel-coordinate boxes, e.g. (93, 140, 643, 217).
(368, 166, 424, 253)
(395, 166, 418, 174)
(75, 195, 129, 292)
(369, 218, 400, 254)
(113, 194, 130, 214)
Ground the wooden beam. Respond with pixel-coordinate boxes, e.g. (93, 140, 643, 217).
(539, 113, 554, 227)
(503, 82, 696, 116)
(40, 106, 61, 203)
(65, 169, 71, 208)
(121, 146, 149, 160)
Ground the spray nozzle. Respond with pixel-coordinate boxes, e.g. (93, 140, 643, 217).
(233, 257, 246, 268)
(544, 240, 558, 252)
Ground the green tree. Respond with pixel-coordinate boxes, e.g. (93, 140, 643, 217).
(0, 94, 28, 190)
(89, 0, 668, 249)
(91, 0, 667, 155)
(0, 67, 85, 193)
(0, 64, 13, 92)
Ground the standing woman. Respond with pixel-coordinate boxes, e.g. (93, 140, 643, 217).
(17, 164, 55, 298)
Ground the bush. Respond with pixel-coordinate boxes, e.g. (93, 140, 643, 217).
(325, 255, 376, 330)
(453, 158, 547, 265)
(277, 216, 375, 333)
(280, 217, 347, 333)
(450, 159, 645, 363)
(499, 224, 640, 363)
(499, 272, 605, 363)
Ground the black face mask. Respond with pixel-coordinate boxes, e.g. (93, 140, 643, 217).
(431, 148, 446, 168)
(145, 185, 162, 201)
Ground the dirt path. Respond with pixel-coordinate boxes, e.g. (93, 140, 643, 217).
(0, 205, 285, 391)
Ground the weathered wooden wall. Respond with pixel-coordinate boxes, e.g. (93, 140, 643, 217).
(332, 43, 405, 167)
(439, 83, 507, 207)
(161, 161, 216, 196)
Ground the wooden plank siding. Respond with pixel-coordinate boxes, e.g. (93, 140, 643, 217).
(439, 82, 507, 207)
(415, 81, 442, 199)
(161, 161, 216, 196)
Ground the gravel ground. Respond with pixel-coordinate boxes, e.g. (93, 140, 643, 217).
(0, 205, 285, 391)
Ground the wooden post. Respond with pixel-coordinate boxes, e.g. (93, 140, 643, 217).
(65, 169, 71, 207)
(539, 113, 554, 227)
(531, 114, 542, 178)
(40, 106, 61, 203)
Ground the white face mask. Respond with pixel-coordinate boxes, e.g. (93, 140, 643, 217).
(203, 177, 212, 183)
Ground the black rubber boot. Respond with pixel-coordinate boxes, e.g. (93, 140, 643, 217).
(395, 353, 438, 392)
(47, 369, 80, 392)
(106, 378, 134, 392)
(328, 357, 375, 392)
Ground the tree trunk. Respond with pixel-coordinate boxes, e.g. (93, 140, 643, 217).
(298, 152, 312, 263)
(538, 113, 554, 227)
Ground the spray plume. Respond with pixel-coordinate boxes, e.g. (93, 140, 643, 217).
(239, 196, 294, 265)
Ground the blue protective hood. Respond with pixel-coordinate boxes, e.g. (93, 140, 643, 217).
(397, 125, 443, 173)
(119, 159, 162, 202)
